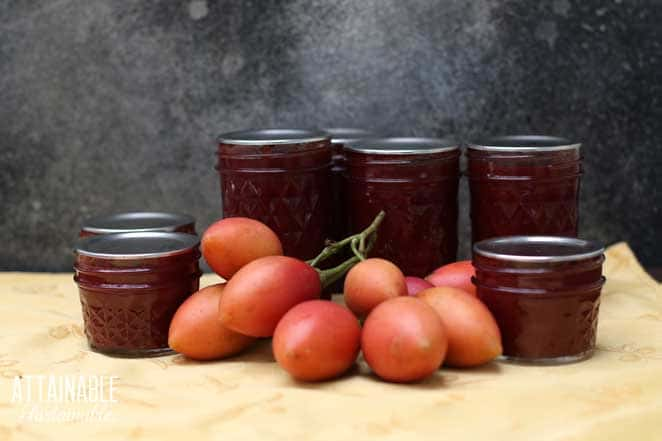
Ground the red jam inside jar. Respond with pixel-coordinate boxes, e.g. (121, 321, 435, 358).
(345, 138, 460, 277)
(74, 232, 201, 357)
(217, 129, 333, 260)
(79, 212, 196, 237)
(467, 136, 582, 243)
(323, 128, 374, 240)
(472, 236, 605, 364)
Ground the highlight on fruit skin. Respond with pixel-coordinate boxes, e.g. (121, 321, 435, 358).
(361, 296, 448, 383)
(201, 217, 283, 279)
(343, 258, 407, 318)
(273, 300, 361, 382)
(218, 255, 322, 337)
(168, 284, 256, 361)
(417, 286, 502, 367)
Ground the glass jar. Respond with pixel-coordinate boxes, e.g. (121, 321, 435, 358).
(74, 232, 201, 357)
(345, 137, 460, 277)
(323, 128, 374, 240)
(472, 236, 605, 364)
(79, 212, 196, 237)
(467, 135, 582, 243)
(217, 129, 333, 260)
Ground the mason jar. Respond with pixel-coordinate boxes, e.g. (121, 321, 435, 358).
(217, 129, 333, 260)
(74, 232, 201, 357)
(467, 135, 582, 242)
(473, 236, 605, 364)
(345, 137, 460, 277)
(323, 128, 374, 240)
(79, 212, 196, 237)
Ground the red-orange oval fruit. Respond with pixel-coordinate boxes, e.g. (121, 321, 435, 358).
(273, 300, 361, 382)
(361, 297, 447, 383)
(344, 258, 407, 318)
(168, 284, 256, 360)
(201, 217, 283, 279)
(417, 286, 502, 367)
(425, 260, 477, 296)
(219, 256, 321, 337)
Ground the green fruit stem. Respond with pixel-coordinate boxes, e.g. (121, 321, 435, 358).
(310, 211, 385, 289)
(317, 255, 362, 289)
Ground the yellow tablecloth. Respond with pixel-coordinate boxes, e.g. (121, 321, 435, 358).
(1, 242, 661, 440)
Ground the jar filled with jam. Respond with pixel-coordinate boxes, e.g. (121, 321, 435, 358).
(79, 212, 196, 237)
(323, 128, 374, 240)
(217, 129, 333, 260)
(345, 137, 460, 277)
(74, 232, 201, 357)
(473, 236, 605, 364)
(467, 135, 582, 243)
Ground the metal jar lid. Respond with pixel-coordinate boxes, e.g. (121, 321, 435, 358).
(217, 128, 330, 145)
(322, 128, 374, 145)
(81, 212, 195, 235)
(468, 135, 581, 152)
(75, 232, 200, 259)
(345, 137, 459, 155)
(473, 236, 604, 263)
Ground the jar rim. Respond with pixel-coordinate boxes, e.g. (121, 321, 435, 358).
(345, 137, 459, 154)
(468, 135, 581, 152)
(322, 127, 375, 145)
(473, 236, 604, 263)
(81, 212, 195, 235)
(217, 128, 329, 145)
(75, 232, 200, 259)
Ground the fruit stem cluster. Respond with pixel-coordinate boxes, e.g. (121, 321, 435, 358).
(309, 211, 385, 289)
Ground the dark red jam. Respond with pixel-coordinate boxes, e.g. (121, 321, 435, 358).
(79, 212, 196, 237)
(74, 232, 201, 357)
(345, 138, 460, 277)
(217, 129, 333, 260)
(323, 128, 374, 240)
(467, 136, 582, 243)
(473, 236, 605, 364)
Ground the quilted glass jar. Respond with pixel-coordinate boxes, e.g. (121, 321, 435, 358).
(74, 232, 201, 357)
(467, 135, 582, 243)
(80, 212, 196, 237)
(473, 236, 605, 364)
(345, 137, 460, 277)
(323, 128, 374, 239)
(217, 129, 333, 260)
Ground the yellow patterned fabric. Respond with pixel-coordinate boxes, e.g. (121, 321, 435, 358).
(0, 242, 661, 440)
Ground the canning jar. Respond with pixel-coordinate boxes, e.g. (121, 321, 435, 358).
(345, 137, 460, 277)
(467, 135, 582, 243)
(473, 236, 605, 364)
(323, 128, 374, 239)
(79, 212, 196, 237)
(74, 232, 201, 357)
(217, 129, 333, 260)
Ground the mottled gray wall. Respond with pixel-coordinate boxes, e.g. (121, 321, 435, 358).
(1, 0, 660, 271)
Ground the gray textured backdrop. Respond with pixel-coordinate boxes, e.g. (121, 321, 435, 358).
(1, 0, 660, 271)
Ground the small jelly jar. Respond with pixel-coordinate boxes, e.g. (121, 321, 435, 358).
(74, 232, 201, 357)
(323, 128, 374, 239)
(467, 135, 582, 243)
(345, 137, 460, 277)
(217, 129, 333, 260)
(79, 212, 196, 237)
(472, 236, 605, 364)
